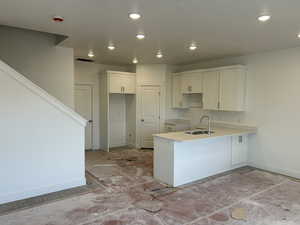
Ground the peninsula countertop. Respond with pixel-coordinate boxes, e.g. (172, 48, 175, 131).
(153, 126, 257, 142)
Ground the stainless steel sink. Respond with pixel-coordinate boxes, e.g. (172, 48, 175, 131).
(185, 129, 215, 135)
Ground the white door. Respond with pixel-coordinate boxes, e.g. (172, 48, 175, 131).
(140, 86, 160, 148)
(203, 70, 220, 110)
(74, 85, 93, 150)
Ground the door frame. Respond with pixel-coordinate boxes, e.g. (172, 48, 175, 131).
(136, 85, 162, 149)
(74, 84, 94, 150)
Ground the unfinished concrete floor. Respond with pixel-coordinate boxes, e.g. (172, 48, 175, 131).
(1, 147, 300, 225)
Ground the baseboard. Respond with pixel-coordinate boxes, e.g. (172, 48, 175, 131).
(249, 162, 300, 179)
(0, 177, 86, 205)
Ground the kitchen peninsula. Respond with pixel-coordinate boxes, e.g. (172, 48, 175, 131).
(153, 125, 256, 187)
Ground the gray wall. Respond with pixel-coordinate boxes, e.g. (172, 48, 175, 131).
(0, 26, 74, 107)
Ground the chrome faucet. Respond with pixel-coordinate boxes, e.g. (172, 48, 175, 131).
(200, 115, 212, 136)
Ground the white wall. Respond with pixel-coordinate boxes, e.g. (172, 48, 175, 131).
(0, 60, 86, 204)
(178, 47, 300, 178)
(0, 26, 74, 107)
(74, 61, 131, 149)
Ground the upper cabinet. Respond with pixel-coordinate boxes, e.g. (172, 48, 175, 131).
(181, 72, 202, 94)
(172, 74, 188, 108)
(108, 71, 136, 94)
(202, 70, 220, 110)
(203, 66, 246, 111)
(219, 67, 246, 111)
(172, 65, 246, 111)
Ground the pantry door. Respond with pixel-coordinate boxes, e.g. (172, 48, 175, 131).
(140, 86, 160, 148)
(74, 85, 93, 150)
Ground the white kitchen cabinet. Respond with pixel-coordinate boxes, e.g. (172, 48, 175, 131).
(122, 74, 136, 94)
(203, 66, 246, 111)
(109, 73, 123, 94)
(219, 68, 246, 111)
(181, 72, 202, 94)
(231, 135, 248, 166)
(202, 70, 219, 110)
(100, 71, 136, 152)
(172, 74, 187, 108)
(109, 71, 136, 94)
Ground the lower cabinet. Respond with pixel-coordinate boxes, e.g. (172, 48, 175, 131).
(231, 135, 248, 166)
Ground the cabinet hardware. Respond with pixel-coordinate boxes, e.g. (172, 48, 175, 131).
(141, 119, 144, 122)
(217, 101, 220, 109)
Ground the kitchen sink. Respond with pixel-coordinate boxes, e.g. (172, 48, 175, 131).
(185, 129, 215, 135)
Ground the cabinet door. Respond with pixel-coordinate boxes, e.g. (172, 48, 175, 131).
(231, 135, 248, 166)
(219, 68, 246, 111)
(109, 73, 123, 93)
(202, 71, 219, 110)
(181, 72, 202, 94)
(122, 74, 136, 94)
(172, 75, 187, 108)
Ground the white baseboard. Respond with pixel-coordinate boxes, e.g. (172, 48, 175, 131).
(0, 177, 86, 205)
(249, 162, 300, 179)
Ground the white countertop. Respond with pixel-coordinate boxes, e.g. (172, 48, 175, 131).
(153, 126, 257, 142)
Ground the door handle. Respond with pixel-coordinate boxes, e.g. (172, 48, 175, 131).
(141, 119, 144, 122)
(88, 120, 93, 123)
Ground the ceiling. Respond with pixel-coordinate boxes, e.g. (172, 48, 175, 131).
(1, 0, 300, 65)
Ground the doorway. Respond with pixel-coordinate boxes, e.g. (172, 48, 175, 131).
(74, 85, 93, 150)
(139, 86, 160, 148)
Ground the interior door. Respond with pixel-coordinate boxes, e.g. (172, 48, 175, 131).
(140, 86, 160, 148)
(74, 85, 93, 150)
(203, 70, 220, 110)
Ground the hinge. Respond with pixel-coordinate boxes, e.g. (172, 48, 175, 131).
(158, 92, 160, 96)
(217, 101, 220, 109)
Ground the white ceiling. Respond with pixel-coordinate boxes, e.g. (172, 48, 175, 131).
(1, 0, 300, 65)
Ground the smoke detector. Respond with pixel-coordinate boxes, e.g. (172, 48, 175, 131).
(53, 16, 64, 23)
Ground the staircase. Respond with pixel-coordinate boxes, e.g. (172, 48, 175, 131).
(0, 60, 87, 204)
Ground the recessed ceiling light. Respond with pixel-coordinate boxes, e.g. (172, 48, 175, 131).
(136, 33, 145, 40)
(129, 13, 141, 20)
(258, 15, 271, 22)
(156, 50, 163, 58)
(88, 50, 94, 58)
(189, 43, 197, 51)
(108, 44, 115, 50)
(132, 57, 138, 64)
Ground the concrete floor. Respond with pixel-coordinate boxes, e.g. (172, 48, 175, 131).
(1, 147, 300, 225)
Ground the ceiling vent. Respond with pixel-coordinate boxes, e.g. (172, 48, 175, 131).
(76, 58, 95, 63)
